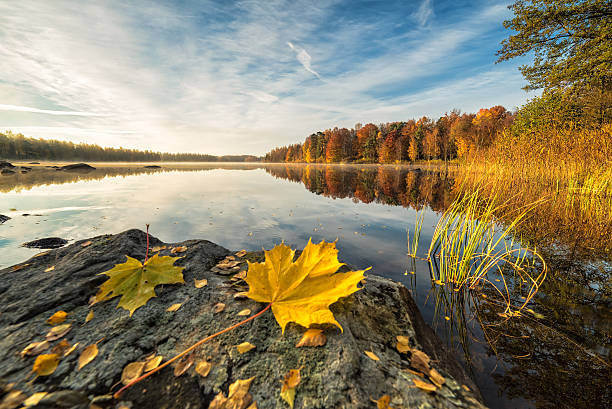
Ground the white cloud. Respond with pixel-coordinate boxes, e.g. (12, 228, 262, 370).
(287, 42, 322, 79)
(414, 0, 434, 26)
(0, 104, 109, 117)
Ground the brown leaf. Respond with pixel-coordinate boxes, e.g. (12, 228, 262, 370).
(235, 250, 247, 257)
(166, 303, 182, 312)
(237, 309, 251, 316)
(233, 292, 248, 300)
(63, 343, 79, 358)
(209, 377, 255, 409)
(78, 344, 98, 370)
(46, 324, 71, 341)
(372, 395, 396, 409)
(235, 342, 255, 354)
(410, 350, 431, 373)
(232, 271, 247, 281)
(32, 353, 60, 376)
(0, 390, 26, 409)
(364, 350, 380, 361)
(214, 303, 226, 313)
(144, 355, 163, 372)
(429, 368, 445, 387)
(47, 311, 67, 325)
(121, 362, 145, 385)
(295, 328, 327, 348)
(280, 368, 301, 409)
(21, 341, 50, 357)
(413, 378, 437, 392)
(170, 246, 187, 254)
(23, 392, 48, 407)
(173, 354, 194, 377)
(81, 240, 92, 247)
(396, 336, 411, 354)
(195, 360, 212, 377)
(44, 266, 55, 273)
(85, 310, 94, 323)
(194, 278, 208, 288)
(152, 245, 167, 252)
(11, 263, 30, 272)
(50, 340, 71, 356)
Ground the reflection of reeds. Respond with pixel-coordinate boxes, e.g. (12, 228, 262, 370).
(426, 188, 547, 317)
(407, 210, 424, 258)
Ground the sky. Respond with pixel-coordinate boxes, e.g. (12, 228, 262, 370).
(0, 0, 536, 156)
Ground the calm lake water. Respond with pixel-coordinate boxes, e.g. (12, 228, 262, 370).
(1, 163, 609, 409)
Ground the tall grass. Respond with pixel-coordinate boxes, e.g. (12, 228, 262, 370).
(407, 210, 424, 258)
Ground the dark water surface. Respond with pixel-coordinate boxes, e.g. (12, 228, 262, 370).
(1, 163, 609, 409)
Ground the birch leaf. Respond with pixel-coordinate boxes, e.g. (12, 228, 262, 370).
(121, 362, 145, 385)
(236, 342, 255, 354)
(85, 310, 94, 323)
(295, 328, 326, 348)
(78, 344, 98, 370)
(95, 254, 185, 316)
(245, 239, 369, 333)
(280, 368, 301, 408)
(33, 354, 59, 376)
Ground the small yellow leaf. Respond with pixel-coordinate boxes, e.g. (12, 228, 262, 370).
(85, 310, 94, 323)
(78, 344, 98, 370)
(33, 353, 60, 376)
(433, 279, 444, 286)
(396, 336, 411, 354)
(63, 342, 79, 358)
(236, 342, 255, 354)
(174, 354, 194, 377)
(46, 324, 71, 341)
(280, 368, 301, 408)
(21, 341, 50, 357)
(209, 377, 255, 409)
(195, 360, 212, 377)
(46, 311, 67, 325)
(194, 278, 208, 288)
(45, 266, 55, 272)
(144, 355, 163, 372)
(81, 240, 93, 247)
(121, 361, 145, 385)
(429, 368, 445, 387)
(235, 250, 247, 257)
(23, 392, 48, 407)
(295, 328, 326, 348)
(152, 245, 166, 252)
(237, 309, 251, 316)
(0, 391, 26, 409)
(233, 292, 248, 300)
(50, 340, 71, 356)
(167, 303, 182, 312)
(410, 350, 431, 373)
(364, 351, 380, 361)
(170, 246, 187, 253)
(372, 395, 396, 409)
(413, 378, 437, 392)
(214, 303, 226, 313)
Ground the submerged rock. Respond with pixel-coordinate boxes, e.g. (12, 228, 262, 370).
(0, 161, 15, 168)
(22, 237, 68, 249)
(60, 163, 96, 171)
(1, 168, 15, 175)
(0, 215, 10, 224)
(144, 165, 162, 169)
(0, 230, 486, 409)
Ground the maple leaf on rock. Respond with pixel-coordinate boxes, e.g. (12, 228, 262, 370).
(95, 254, 185, 316)
(245, 239, 369, 333)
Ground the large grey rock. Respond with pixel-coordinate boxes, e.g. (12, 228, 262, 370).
(22, 237, 68, 249)
(0, 230, 486, 409)
(59, 163, 95, 171)
(0, 215, 9, 224)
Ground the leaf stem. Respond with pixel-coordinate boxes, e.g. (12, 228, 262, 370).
(144, 224, 150, 263)
(113, 302, 272, 399)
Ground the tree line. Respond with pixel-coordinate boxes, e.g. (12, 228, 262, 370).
(0, 131, 259, 162)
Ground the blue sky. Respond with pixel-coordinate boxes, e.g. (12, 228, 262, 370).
(0, 0, 535, 155)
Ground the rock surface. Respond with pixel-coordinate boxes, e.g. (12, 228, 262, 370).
(22, 237, 69, 249)
(0, 230, 487, 409)
(59, 163, 96, 171)
(0, 161, 15, 168)
(0, 215, 9, 224)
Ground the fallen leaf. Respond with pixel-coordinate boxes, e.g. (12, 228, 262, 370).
(167, 303, 182, 312)
(410, 350, 431, 373)
(34, 251, 50, 258)
(403, 368, 425, 378)
(11, 263, 30, 272)
(152, 245, 167, 252)
(237, 309, 251, 316)
(95, 254, 185, 316)
(236, 342, 255, 354)
(174, 354, 194, 377)
(0, 391, 26, 409)
(372, 395, 396, 409)
(50, 340, 71, 355)
(170, 246, 187, 254)
(396, 336, 411, 353)
(413, 378, 437, 392)
(462, 384, 471, 392)
(63, 343, 79, 358)
(429, 368, 445, 387)
(235, 250, 247, 257)
(233, 292, 248, 300)
(46, 324, 71, 341)
(23, 392, 48, 407)
(33, 353, 60, 376)
(209, 377, 255, 409)
(45, 266, 55, 272)
(280, 368, 301, 409)
(81, 240, 93, 247)
(21, 341, 50, 357)
(121, 361, 145, 385)
(364, 351, 380, 361)
(232, 271, 247, 281)
(195, 360, 212, 377)
(144, 355, 163, 372)
(245, 239, 369, 333)
(78, 344, 98, 370)
(295, 328, 326, 348)
(46, 311, 67, 325)
(214, 303, 226, 313)
(85, 310, 94, 323)
(194, 278, 208, 288)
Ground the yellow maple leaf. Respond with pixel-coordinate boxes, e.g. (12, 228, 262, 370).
(95, 254, 185, 316)
(245, 239, 369, 333)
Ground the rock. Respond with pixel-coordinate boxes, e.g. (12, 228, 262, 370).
(1, 168, 15, 175)
(144, 165, 162, 169)
(0, 215, 9, 224)
(59, 163, 96, 171)
(22, 237, 68, 249)
(0, 230, 486, 409)
(0, 161, 15, 168)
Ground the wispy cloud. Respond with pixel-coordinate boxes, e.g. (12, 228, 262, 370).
(414, 0, 434, 26)
(0, 104, 109, 117)
(287, 42, 322, 80)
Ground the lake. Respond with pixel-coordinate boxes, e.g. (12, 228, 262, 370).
(1, 162, 609, 409)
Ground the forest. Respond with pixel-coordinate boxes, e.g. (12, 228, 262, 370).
(0, 131, 259, 162)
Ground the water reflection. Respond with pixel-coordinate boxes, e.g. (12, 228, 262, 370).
(0, 163, 609, 409)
